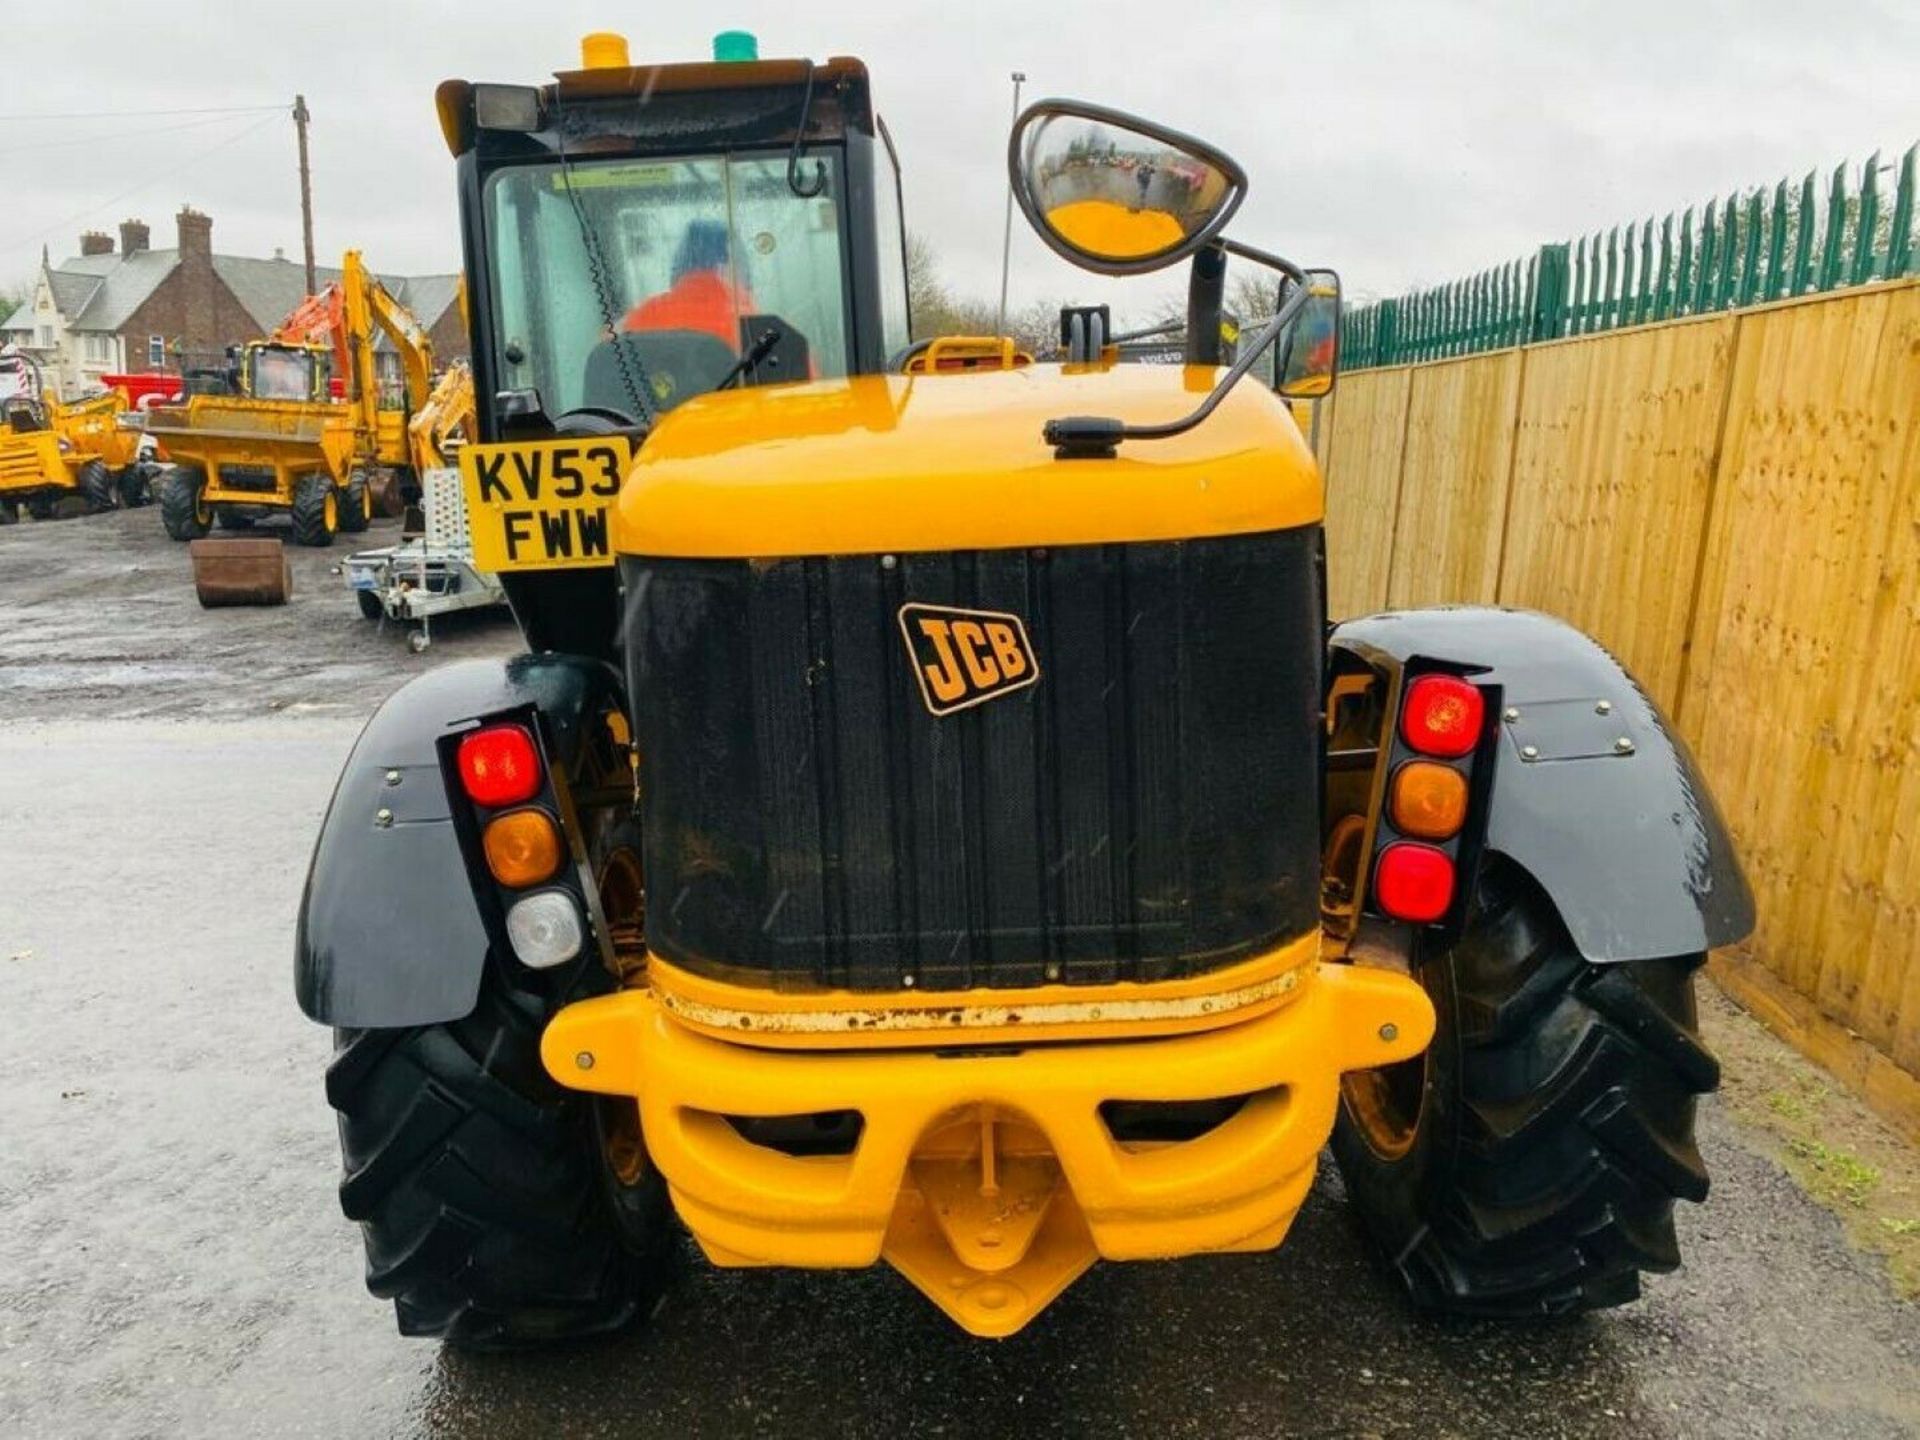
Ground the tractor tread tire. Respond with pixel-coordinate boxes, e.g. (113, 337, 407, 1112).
(158, 467, 210, 541)
(327, 981, 655, 1350)
(289, 474, 337, 548)
(78, 459, 116, 513)
(1333, 859, 1717, 1320)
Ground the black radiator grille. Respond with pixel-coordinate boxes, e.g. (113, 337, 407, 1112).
(623, 526, 1323, 992)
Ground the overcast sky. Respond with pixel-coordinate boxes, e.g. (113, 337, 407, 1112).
(3, 0, 1916, 324)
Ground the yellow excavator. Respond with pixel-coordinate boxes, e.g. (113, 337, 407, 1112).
(146, 251, 435, 545)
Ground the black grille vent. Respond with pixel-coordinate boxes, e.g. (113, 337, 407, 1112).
(623, 526, 1323, 992)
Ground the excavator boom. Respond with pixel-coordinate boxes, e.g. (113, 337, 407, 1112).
(271, 285, 349, 377)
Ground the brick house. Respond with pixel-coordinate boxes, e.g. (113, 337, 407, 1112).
(0, 207, 466, 397)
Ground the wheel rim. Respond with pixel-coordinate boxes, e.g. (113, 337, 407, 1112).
(323, 490, 338, 531)
(1342, 1047, 1429, 1161)
(600, 1101, 649, 1187)
(596, 845, 647, 964)
(194, 486, 211, 526)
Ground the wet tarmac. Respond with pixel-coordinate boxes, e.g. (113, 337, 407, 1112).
(0, 509, 1917, 1439)
(0, 506, 517, 723)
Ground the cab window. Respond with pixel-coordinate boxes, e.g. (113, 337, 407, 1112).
(249, 347, 319, 401)
(486, 151, 852, 419)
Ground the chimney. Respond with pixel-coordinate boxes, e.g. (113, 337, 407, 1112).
(120, 218, 151, 255)
(80, 231, 114, 257)
(176, 206, 213, 264)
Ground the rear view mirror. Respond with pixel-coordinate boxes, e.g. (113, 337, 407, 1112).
(1273, 269, 1341, 399)
(1009, 100, 1246, 276)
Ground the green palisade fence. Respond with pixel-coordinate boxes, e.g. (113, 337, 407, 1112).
(1341, 143, 1920, 370)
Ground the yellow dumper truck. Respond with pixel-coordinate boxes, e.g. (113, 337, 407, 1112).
(147, 251, 434, 546)
(0, 385, 153, 521)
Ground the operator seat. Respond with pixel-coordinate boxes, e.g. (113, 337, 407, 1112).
(582, 330, 736, 420)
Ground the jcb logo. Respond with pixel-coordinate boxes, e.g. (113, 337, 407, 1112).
(898, 603, 1041, 716)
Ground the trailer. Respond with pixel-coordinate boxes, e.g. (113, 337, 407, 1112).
(339, 467, 503, 651)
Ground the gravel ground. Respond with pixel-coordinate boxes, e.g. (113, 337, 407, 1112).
(0, 506, 1915, 1439)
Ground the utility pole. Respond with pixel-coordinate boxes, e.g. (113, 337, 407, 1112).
(293, 94, 316, 295)
(995, 70, 1026, 337)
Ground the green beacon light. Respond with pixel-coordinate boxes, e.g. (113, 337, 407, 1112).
(713, 30, 759, 62)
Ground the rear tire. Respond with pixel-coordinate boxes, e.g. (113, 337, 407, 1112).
(1332, 858, 1718, 1317)
(356, 589, 385, 620)
(0, 498, 16, 525)
(328, 978, 669, 1349)
(289, 473, 339, 547)
(116, 462, 155, 508)
(159, 466, 212, 540)
(339, 470, 371, 534)
(78, 459, 116, 513)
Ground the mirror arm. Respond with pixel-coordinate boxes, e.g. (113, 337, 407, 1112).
(1043, 243, 1314, 459)
(1108, 320, 1184, 344)
(1185, 244, 1229, 366)
(1219, 237, 1309, 290)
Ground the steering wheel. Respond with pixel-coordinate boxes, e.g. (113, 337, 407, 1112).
(552, 405, 641, 436)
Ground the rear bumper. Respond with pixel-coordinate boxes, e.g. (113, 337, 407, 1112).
(542, 960, 1433, 1336)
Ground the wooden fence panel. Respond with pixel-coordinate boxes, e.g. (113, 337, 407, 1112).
(1320, 367, 1411, 618)
(1679, 282, 1920, 1073)
(1496, 316, 1738, 711)
(1386, 351, 1523, 608)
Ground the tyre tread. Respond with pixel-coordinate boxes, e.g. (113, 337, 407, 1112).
(1335, 860, 1718, 1319)
(328, 983, 650, 1348)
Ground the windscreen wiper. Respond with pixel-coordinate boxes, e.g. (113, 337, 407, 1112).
(716, 327, 785, 391)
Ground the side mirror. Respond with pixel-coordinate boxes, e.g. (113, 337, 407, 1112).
(1273, 269, 1341, 399)
(1009, 100, 1246, 276)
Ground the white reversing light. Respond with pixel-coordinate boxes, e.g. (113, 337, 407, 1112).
(505, 890, 584, 969)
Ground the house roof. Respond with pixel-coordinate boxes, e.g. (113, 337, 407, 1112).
(214, 254, 341, 334)
(11, 244, 461, 343)
(68, 249, 179, 331)
(390, 273, 462, 332)
(213, 255, 461, 349)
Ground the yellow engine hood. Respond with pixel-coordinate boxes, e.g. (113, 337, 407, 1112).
(615, 362, 1323, 558)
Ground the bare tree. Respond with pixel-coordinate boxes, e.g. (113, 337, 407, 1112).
(908, 233, 1062, 356)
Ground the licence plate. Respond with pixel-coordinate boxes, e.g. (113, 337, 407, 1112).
(459, 436, 635, 573)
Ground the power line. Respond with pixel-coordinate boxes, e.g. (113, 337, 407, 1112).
(0, 104, 285, 122)
(0, 111, 282, 257)
(0, 112, 254, 160)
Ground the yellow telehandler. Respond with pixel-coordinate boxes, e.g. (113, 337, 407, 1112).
(297, 31, 1755, 1347)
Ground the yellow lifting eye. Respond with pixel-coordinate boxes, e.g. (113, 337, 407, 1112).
(1389, 761, 1469, 840)
(483, 808, 564, 887)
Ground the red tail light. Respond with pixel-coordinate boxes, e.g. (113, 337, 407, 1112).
(1400, 675, 1485, 759)
(457, 724, 542, 807)
(1374, 843, 1456, 924)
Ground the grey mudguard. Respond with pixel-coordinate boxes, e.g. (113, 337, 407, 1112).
(1332, 607, 1755, 962)
(295, 653, 618, 1027)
